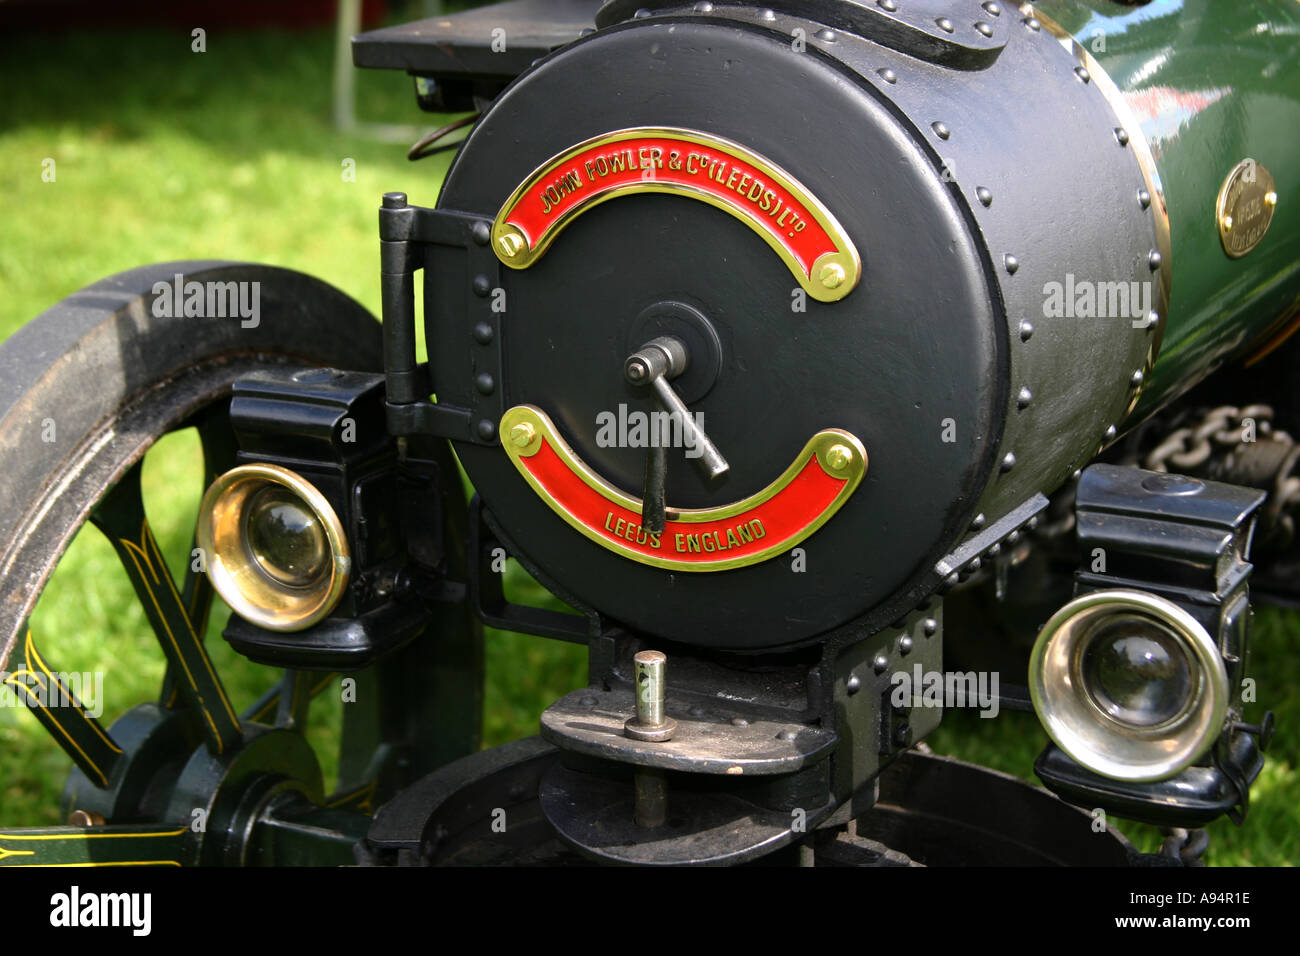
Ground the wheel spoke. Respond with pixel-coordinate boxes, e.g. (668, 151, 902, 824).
(162, 409, 235, 709)
(0, 824, 192, 867)
(3, 623, 123, 789)
(90, 465, 241, 754)
(243, 671, 336, 725)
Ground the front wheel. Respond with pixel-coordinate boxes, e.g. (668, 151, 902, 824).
(0, 262, 477, 866)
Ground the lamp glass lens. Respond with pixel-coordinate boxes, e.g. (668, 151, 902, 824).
(243, 485, 331, 589)
(1081, 614, 1193, 728)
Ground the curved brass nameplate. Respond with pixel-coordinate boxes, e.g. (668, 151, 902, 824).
(500, 405, 867, 572)
(492, 127, 861, 303)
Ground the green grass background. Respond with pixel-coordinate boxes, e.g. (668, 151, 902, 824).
(0, 21, 1294, 865)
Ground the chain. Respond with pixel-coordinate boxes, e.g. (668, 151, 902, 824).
(1143, 405, 1278, 473)
(1272, 446, 1300, 538)
(1143, 405, 1300, 547)
(1158, 827, 1209, 866)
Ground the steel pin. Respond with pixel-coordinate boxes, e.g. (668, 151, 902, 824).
(625, 650, 677, 741)
(625, 650, 677, 829)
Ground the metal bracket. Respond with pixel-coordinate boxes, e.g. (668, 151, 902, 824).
(467, 495, 599, 644)
(379, 194, 504, 446)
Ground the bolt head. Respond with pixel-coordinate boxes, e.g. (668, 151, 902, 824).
(819, 262, 847, 289)
(510, 422, 536, 448)
(824, 443, 853, 471)
(496, 228, 524, 258)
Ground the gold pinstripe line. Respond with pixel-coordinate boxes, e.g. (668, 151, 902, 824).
(250, 672, 335, 723)
(4, 669, 109, 787)
(140, 521, 239, 726)
(24, 630, 122, 754)
(311, 673, 336, 695)
(0, 828, 187, 840)
(327, 780, 377, 813)
(249, 695, 277, 723)
(119, 541, 225, 753)
(5, 861, 182, 867)
(0, 827, 188, 866)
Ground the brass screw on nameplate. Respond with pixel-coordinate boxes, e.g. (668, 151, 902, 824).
(819, 261, 846, 290)
(824, 443, 853, 472)
(509, 422, 536, 448)
(625, 650, 678, 742)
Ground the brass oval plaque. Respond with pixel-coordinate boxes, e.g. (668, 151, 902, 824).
(1217, 159, 1277, 259)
